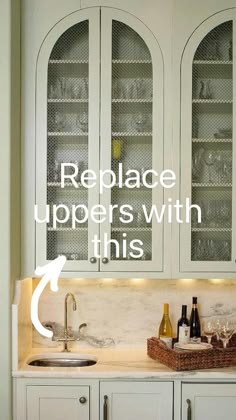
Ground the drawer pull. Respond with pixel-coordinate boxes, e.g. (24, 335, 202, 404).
(186, 399, 191, 420)
(103, 395, 108, 420)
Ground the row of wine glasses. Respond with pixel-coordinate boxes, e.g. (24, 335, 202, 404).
(51, 111, 88, 133)
(47, 159, 87, 183)
(112, 78, 152, 100)
(203, 319, 235, 348)
(112, 112, 151, 133)
(192, 148, 232, 183)
(192, 200, 231, 228)
(194, 239, 231, 261)
(197, 79, 232, 100)
(49, 77, 88, 100)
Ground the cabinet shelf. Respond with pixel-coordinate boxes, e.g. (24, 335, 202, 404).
(47, 227, 88, 232)
(192, 183, 232, 187)
(112, 226, 151, 232)
(112, 132, 152, 136)
(49, 59, 88, 64)
(193, 60, 232, 65)
(112, 59, 152, 64)
(48, 132, 88, 137)
(112, 99, 152, 103)
(192, 99, 233, 104)
(192, 138, 232, 143)
(48, 99, 88, 103)
(192, 227, 232, 232)
(47, 182, 152, 188)
(47, 182, 85, 187)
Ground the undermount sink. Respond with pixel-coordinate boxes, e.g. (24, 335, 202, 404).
(27, 353, 97, 368)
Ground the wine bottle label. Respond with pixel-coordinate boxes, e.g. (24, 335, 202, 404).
(178, 325, 190, 343)
(160, 336, 173, 348)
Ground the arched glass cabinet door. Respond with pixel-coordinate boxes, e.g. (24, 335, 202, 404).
(180, 11, 236, 273)
(100, 8, 164, 272)
(36, 9, 100, 272)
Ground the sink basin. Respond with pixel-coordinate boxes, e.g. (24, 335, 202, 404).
(27, 353, 97, 368)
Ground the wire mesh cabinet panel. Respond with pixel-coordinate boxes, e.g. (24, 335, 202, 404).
(180, 10, 236, 273)
(100, 8, 164, 272)
(36, 9, 100, 272)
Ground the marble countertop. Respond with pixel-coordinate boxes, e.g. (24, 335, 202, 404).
(12, 348, 236, 380)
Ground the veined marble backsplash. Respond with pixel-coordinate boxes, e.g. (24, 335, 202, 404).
(33, 278, 236, 349)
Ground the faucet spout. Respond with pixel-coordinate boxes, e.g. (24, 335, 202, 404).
(63, 293, 77, 352)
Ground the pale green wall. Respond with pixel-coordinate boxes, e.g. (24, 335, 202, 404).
(0, 0, 21, 419)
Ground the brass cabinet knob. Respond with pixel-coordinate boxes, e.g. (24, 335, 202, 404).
(79, 396, 87, 404)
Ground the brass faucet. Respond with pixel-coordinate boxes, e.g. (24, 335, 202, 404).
(57, 293, 77, 352)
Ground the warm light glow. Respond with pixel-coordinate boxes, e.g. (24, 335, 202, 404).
(210, 278, 223, 284)
(102, 278, 114, 282)
(179, 278, 195, 283)
(31, 256, 66, 338)
(129, 278, 146, 284)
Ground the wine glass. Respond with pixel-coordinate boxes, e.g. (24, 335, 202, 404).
(213, 319, 222, 341)
(192, 148, 204, 182)
(204, 150, 216, 183)
(134, 112, 147, 133)
(77, 111, 88, 133)
(220, 200, 231, 227)
(222, 240, 231, 261)
(202, 320, 215, 344)
(218, 320, 235, 349)
(194, 238, 205, 261)
(214, 152, 223, 183)
(206, 239, 217, 261)
(222, 156, 232, 183)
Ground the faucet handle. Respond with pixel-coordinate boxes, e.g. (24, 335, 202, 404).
(79, 323, 87, 332)
(43, 322, 57, 340)
(77, 323, 87, 340)
(56, 336, 75, 342)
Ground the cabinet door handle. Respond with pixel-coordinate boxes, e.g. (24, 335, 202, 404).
(186, 399, 191, 420)
(79, 396, 87, 404)
(102, 257, 109, 264)
(103, 395, 108, 420)
(90, 257, 97, 264)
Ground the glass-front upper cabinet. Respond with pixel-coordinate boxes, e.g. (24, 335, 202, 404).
(180, 11, 236, 273)
(36, 9, 100, 273)
(36, 8, 163, 274)
(100, 9, 164, 272)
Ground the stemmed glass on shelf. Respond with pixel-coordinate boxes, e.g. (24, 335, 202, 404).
(218, 319, 235, 349)
(203, 319, 235, 348)
(202, 320, 215, 344)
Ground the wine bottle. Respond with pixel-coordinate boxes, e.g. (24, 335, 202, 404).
(158, 303, 173, 348)
(190, 297, 201, 339)
(177, 305, 190, 343)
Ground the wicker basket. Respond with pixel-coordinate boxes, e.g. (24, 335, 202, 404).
(147, 335, 236, 371)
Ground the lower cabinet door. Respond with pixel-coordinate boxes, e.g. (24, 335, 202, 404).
(100, 381, 173, 420)
(26, 385, 89, 420)
(182, 383, 236, 420)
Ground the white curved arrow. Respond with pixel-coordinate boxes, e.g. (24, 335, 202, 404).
(31, 256, 66, 338)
